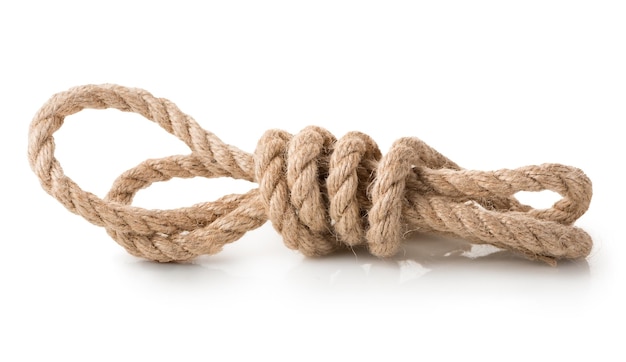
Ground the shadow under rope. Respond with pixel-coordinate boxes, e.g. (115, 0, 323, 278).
(286, 233, 591, 293)
(115, 233, 590, 295)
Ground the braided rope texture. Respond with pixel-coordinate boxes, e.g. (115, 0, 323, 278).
(28, 84, 593, 265)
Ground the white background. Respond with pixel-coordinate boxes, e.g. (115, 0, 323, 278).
(1, 1, 624, 361)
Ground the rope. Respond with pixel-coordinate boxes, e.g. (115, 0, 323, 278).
(28, 84, 593, 265)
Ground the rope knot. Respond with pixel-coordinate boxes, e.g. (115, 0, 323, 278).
(28, 84, 594, 265)
(255, 127, 376, 256)
(254, 126, 465, 257)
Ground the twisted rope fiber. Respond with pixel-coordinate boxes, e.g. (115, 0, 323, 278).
(28, 84, 593, 265)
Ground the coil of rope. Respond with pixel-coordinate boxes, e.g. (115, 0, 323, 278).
(28, 84, 593, 265)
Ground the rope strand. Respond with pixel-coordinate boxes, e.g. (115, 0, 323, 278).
(28, 84, 593, 264)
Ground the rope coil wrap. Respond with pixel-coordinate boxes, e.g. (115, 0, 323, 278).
(28, 84, 593, 264)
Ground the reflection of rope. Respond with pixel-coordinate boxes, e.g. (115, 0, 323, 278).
(28, 84, 593, 265)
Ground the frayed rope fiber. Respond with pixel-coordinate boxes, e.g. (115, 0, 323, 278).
(28, 84, 593, 265)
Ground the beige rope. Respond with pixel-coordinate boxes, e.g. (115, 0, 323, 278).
(28, 84, 593, 265)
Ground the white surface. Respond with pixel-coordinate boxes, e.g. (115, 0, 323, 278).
(1, 1, 624, 361)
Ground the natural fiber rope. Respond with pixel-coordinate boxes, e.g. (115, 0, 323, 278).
(28, 84, 593, 265)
